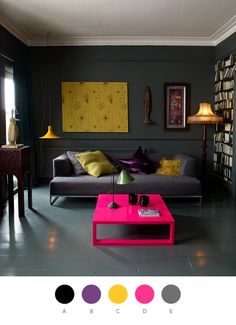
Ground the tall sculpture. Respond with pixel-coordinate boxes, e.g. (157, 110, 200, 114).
(8, 109, 19, 146)
(2, 109, 23, 148)
(144, 86, 152, 124)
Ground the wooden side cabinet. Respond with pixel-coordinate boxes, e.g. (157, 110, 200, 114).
(0, 146, 32, 217)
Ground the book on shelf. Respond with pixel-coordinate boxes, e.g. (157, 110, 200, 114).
(224, 54, 234, 67)
(138, 208, 160, 217)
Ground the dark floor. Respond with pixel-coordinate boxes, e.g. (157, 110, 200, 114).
(0, 183, 236, 276)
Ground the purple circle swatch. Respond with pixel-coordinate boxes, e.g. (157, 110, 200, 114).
(135, 285, 154, 304)
(82, 285, 101, 304)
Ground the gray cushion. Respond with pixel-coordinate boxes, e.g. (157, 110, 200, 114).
(67, 151, 86, 175)
(174, 154, 196, 176)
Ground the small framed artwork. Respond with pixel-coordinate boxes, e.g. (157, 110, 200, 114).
(164, 83, 190, 130)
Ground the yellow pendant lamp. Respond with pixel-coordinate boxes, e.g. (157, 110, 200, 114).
(39, 32, 61, 140)
(39, 125, 61, 139)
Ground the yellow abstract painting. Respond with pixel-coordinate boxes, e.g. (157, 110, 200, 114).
(62, 82, 128, 132)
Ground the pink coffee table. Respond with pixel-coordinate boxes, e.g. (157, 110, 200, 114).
(93, 194, 175, 246)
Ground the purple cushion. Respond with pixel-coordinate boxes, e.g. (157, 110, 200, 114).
(127, 163, 150, 174)
(132, 146, 147, 162)
(119, 146, 158, 174)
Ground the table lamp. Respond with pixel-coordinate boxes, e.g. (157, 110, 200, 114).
(108, 170, 135, 209)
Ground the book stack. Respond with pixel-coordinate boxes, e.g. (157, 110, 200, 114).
(138, 208, 160, 217)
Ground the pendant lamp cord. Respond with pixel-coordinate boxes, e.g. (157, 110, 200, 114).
(39, 82, 47, 172)
(39, 32, 51, 172)
(47, 32, 52, 125)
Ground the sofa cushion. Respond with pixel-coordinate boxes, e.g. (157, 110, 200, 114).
(174, 154, 196, 176)
(156, 158, 181, 176)
(119, 159, 150, 174)
(132, 146, 147, 161)
(67, 151, 86, 175)
(119, 146, 157, 174)
(75, 150, 118, 177)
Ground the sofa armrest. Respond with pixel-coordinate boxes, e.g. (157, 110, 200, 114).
(53, 153, 72, 177)
(174, 154, 196, 176)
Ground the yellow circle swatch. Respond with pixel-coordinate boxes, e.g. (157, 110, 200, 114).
(108, 285, 128, 304)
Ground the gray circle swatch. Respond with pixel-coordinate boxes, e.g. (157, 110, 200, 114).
(161, 285, 181, 304)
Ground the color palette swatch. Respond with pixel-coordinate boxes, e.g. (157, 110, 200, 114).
(82, 285, 101, 304)
(108, 284, 128, 304)
(55, 284, 75, 304)
(55, 283, 181, 305)
(135, 284, 154, 304)
(161, 284, 181, 304)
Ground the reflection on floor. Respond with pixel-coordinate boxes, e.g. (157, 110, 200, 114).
(0, 184, 236, 276)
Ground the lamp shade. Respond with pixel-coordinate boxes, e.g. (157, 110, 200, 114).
(39, 125, 61, 139)
(187, 103, 223, 125)
(117, 170, 135, 185)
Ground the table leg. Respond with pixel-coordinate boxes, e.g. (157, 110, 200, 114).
(17, 175, 25, 217)
(0, 175, 3, 218)
(8, 174, 14, 215)
(170, 222, 175, 245)
(27, 172, 32, 209)
(93, 222, 97, 245)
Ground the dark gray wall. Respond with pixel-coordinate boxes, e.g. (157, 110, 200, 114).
(0, 25, 27, 63)
(29, 46, 215, 177)
(215, 32, 236, 59)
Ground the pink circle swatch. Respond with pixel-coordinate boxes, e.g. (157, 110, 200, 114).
(135, 285, 154, 304)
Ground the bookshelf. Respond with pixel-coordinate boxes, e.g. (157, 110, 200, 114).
(213, 54, 235, 188)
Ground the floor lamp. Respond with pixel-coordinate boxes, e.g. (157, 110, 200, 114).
(187, 102, 223, 186)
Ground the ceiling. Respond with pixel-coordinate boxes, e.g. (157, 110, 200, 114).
(0, 0, 236, 46)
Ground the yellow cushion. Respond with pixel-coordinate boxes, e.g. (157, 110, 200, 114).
(75, 150, 118, 177)
(156, 158, 181, 176)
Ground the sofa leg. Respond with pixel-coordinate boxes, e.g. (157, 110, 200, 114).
(199, 197, 203, 206)
(50, 196, 59, 205)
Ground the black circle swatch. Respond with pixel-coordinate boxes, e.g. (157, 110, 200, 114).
(55, 284, 75, 304)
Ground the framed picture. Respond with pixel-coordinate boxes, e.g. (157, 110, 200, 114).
(164, 83, 190, 130)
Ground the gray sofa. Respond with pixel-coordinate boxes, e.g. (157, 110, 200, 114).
(49, 150, 202, 204)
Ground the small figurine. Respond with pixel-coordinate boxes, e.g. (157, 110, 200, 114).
(144, 86, 152, 124)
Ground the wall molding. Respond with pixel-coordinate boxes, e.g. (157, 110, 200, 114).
(35, 137, 212, 142)
(28, 36, 215, 47)
(211, 15, 236, 45)
(0, 15, 29, 45)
